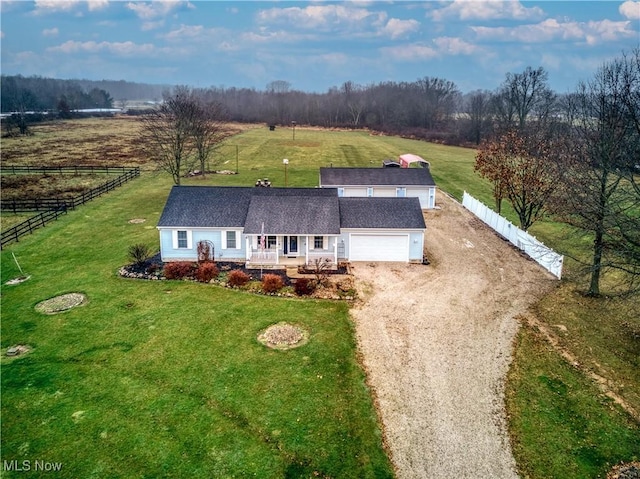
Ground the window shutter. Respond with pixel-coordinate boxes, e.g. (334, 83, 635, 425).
(187, 231, 192, 249)
(172, 230, 178, 249)
(222, 231, 227, 249)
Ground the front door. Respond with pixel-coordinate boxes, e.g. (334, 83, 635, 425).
(284, 236, 298, 255)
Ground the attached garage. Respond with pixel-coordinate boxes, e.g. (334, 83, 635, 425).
(349, 233, 409, 262)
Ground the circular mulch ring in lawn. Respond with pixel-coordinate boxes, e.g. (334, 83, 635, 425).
(128, 218, 146, 224)
(258, 322, 309, 350)
(5, 275, 31, 285)
(35, 293, 87, 314)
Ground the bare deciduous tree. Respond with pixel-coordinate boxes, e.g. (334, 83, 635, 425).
(554, 51, 640, 296)
(141, 86, 199, 185)
(192, 99, 231, 176)
(493, 66, 556, 129)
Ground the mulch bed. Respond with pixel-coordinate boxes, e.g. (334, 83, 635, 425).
(119, 253, 342, 286)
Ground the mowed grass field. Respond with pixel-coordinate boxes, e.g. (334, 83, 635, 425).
(1, 118, 639, 478)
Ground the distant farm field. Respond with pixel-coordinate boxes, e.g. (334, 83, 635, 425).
(1, 117, 638, 478)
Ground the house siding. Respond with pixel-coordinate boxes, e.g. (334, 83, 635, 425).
(159, 228, 246, 262)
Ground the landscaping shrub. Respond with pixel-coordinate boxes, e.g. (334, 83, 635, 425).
(163, 261, 196, 280)
(262, 273, 284, 294)
(195, 261, 219, 283)
(294, 278, 316, 296)
(128, 243, 153, 266)
(227, 269, 250, 287)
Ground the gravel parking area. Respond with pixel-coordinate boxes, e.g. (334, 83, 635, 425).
(350, 193, 555, 478)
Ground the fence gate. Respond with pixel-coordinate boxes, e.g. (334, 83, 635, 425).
(462, 192, 563, 279)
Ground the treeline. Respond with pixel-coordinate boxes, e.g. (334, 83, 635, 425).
(3, 70, 561, 146)
(1, 75, 118, 114)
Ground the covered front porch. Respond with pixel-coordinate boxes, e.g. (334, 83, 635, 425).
(245, 235, 339, 269)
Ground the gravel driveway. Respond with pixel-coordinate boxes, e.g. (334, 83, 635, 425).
(350, 193, 554, 478)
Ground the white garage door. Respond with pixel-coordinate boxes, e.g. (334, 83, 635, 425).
(350, 234, 409, 262)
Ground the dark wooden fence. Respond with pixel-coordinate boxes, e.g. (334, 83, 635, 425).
(2, 167, 140, 213)
(1, 166, 140, 248)
(1, 165, 133, 175)
(1, 208, 67, 250)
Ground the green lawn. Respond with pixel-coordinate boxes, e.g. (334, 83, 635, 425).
(2, 120, 639, 478)
(507, 327, 640, 478)
(0, 173, 392, 478)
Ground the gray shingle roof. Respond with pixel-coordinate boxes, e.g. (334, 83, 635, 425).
(158, 186, 425, 232)
(157, 186, 253, 228)
(244, 194, 341, 235)
(339, 197, 426, 229)
(320, 167, 436, 187)
(158, 186, 341, 233)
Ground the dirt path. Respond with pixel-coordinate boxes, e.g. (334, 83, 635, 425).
(350, 193, 555, 478)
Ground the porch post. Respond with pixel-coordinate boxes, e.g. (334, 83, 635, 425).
(305, 235, 309, 266)
(246, 236, 251, 261)
(333, 237, 338, 265)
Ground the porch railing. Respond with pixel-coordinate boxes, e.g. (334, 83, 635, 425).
(248, 249, 278, 264)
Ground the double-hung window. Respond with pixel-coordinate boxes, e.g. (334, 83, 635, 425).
(225, 231, 237, 249)
(396, 187, 406, 198)
(177, 230, 188, 248)
(313, 236, 325, 250)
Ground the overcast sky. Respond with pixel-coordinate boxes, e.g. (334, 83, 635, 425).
(1, 1, 639, 94)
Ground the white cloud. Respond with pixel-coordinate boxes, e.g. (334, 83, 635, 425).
(126, 1, 189, 20)
(431, 0, 544, 21)
(257, 4, 380, 30)
(433, 36, 480, 55)
(42, 27, 59, 36)
(164, 24, 204, 40)
(472, 18, 636, 45)
(34, 1, 80, 13)
(47, 40, 156, 56)
(34, 0, 108, 14)
(379, 18, 420, 39)
(87, 0, 108, 11)
(619, 0, 640, 20)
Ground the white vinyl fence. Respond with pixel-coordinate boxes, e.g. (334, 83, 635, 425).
(462, 191, 563, 279)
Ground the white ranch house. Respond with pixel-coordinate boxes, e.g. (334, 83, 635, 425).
(157, 184, 427, 267)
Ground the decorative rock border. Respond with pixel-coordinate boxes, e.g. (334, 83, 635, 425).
(257, 322, 309, 350)
(35, 293, 87, 314)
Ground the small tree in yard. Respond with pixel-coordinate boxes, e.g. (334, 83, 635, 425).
(475, 128, 558, 231)
(311, 258, 332, 287)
